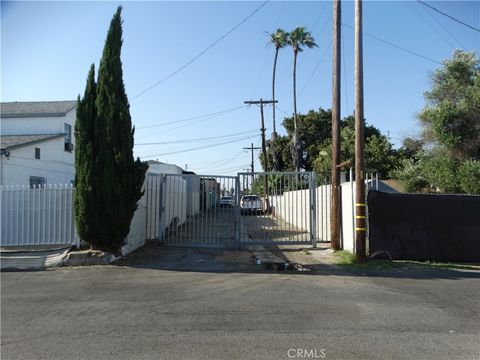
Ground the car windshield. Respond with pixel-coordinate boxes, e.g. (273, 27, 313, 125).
(243, 195, 260, 201)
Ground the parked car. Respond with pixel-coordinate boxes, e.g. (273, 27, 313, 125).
(220, 196, 234, 207)
(240, 195, 263, 215)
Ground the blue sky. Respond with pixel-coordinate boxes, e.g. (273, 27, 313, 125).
(1, 1, 479, 175)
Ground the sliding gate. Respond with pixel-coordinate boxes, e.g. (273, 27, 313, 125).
(237, 172, 318, 246)
(146, 173, 237, 248)
(145, 172, 324, 248)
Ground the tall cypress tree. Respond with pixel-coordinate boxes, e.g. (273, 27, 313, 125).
(74, 64, 97, 244)
(75, 7, 147, 253)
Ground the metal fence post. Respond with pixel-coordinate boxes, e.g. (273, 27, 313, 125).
(234, 174, 241, 249)
(158, 174, 166, 242)
(309, 172, 318, 248)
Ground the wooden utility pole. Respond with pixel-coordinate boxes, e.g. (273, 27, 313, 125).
(243, 143, 261, 174)
(331, 0, 342, 251)
(244, 99, 277, 208)
(355, 0, 366, 262)
(244, 99, 278, 173)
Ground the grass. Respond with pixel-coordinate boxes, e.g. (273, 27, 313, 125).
(333, 251, 480, 271)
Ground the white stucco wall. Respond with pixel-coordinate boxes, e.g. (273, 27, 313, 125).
(0, 136, 74, 186)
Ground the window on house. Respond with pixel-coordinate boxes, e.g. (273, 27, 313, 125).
(29, 176, 46, 188)
(35, 147, 40, 159)
(64, 123, 73, 152)
(64, 123, 71, 144)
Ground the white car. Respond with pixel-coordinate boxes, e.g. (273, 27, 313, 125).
(240, 195, 263, 215)
(220, 196, 234, 207)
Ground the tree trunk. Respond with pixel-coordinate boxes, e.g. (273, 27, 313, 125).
(272, 47, 279, 135)
(271, 47, 280, 171)
(291, 50, 302, 172)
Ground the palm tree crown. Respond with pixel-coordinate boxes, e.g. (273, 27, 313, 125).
(270, 28, 288, 50)
(289, 26, 317, 54)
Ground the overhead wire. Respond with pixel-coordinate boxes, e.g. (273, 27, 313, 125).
(135, 108, 247, 139)
(135, 129, 259, 146)
(140, 134, 258, 158)
(298, 39, 332, 99)
(417, 0, 480, 32)
(135, 105, 246, 130)
(407, 2, 465, 50)
(130, 0, 270, 101)
(193, 150, 245, 168)
(341, 23, 442, 65)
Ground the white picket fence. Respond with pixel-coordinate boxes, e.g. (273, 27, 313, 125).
(0, 184, 78, 247)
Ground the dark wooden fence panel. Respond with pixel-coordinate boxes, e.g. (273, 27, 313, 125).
(368, 191, 480, 262)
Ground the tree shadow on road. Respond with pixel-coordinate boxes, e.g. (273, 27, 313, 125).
(113, 241, 480, 281)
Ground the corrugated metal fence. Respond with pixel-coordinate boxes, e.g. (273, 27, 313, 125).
(0, 184, 78, 247)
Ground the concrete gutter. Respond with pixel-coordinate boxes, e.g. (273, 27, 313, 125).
(1, 247, 71, 270)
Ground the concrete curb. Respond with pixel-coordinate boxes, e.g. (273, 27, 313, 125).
(1, 247, 71, 270)
(64, 250, 121, 266)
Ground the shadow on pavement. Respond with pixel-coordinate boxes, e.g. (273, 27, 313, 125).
(113, 241, 480, 280)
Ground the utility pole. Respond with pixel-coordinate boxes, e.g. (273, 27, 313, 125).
(243, 143, 261, 174)
(244, 99, 277, 208)
(244, 99, 277, 172)
(243, 168, 252, 191)
(331, 0, 342, 251)
(355, 0, 366, 262)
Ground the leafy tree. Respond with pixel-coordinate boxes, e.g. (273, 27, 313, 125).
(268, 28, 288, 171)
(266, 109, 398, 178)
(75, 7, 148, 253)
(392, 50, 480, 194)
(420, 50, 480, 159)
(313, 116, 398, 178)
(282, 108, 331, 171)
(288, 27, 317, 171)
(389, 158, 429, 193)
(458, 160, 480, 194)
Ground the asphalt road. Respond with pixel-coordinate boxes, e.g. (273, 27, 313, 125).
(1, 253, 479, 360)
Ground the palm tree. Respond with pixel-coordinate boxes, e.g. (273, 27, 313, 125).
(288, 26, 317, 171)
(269, 29, 288, 171)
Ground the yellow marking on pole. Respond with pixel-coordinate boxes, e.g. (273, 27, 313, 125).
(355, 215, 366, 219)
(355, 203, 366, 206)
(355, 228, 366, 231)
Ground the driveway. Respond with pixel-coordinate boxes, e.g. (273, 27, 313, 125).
(1, 249, 479, 360)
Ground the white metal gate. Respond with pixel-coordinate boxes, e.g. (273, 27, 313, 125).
(237, 172, 320, 246)
(145, 172, 327, 248)
(145, 173, 237, 248)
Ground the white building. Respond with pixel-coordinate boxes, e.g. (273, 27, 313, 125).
(0, 101, 76, 186)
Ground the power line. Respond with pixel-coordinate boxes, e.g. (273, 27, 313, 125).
(298, 39, 332, 99)
(408, 2, 465, 50)
(135, 129, 259, 145)
(342, 23, 442, 65)
(135, 108, 247, 139)
(135, 105, 246, 130)
(417, 0, 480, 33)
(130, 1, 270, 101)
(140, 134, 257, 158)
(193, 150, 245, 168)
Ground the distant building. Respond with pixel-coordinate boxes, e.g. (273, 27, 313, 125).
(146, 160, 184, 175)
(0, 101, 76, 186)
